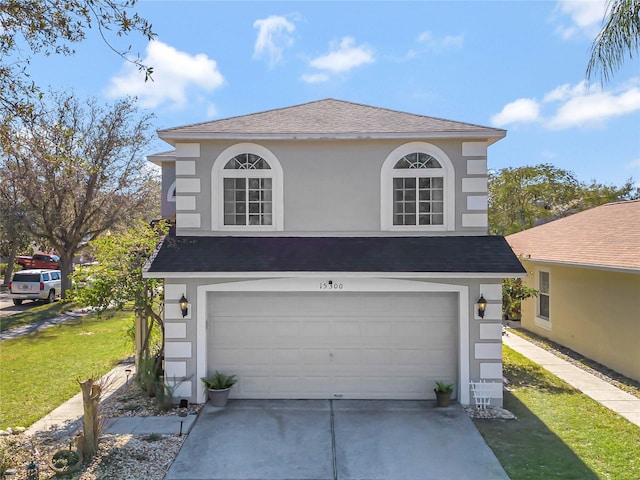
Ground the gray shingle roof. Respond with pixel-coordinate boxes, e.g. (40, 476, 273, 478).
(146, 234, 525, 275)
(158, 99, 506, 143)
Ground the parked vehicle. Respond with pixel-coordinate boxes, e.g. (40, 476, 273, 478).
(15, 253, 60, 270)
(8, 269, 62, 305)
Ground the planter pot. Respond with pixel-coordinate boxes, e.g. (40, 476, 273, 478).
(207, 387, 231, 407)
(434, 390, 452, 407)
(49, 449, 83, 476)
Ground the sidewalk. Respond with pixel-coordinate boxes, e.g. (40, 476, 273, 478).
(25, 361, 196, 437)
(0, 307, 93, 342)
(503, 331, 640, 427)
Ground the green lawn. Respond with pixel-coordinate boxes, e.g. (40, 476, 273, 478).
(0, 309, 133, 429)
(474, 346, 640, 480)
(0, 300, 76, 332)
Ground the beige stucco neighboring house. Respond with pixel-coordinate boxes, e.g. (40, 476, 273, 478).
(144, 99, 525, 406)
(507, 200, 640, 382)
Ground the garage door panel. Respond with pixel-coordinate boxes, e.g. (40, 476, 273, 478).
(362, 349, 393, 364)
(208, 292, 457, 399)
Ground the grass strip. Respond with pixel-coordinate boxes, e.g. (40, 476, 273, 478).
(0, 309, 133, 429)
(0, 301, 76, 332)
(474, 345, 640, 480)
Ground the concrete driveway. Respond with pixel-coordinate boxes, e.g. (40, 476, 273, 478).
(165, 400, 508, 480)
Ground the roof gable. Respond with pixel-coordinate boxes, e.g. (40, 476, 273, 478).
(506, 200, 640, 271)
(158, 99, 506, 143)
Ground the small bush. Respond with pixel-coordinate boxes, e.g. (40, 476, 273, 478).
(136, 352, 161, 397)
(0, 263, 21, 278)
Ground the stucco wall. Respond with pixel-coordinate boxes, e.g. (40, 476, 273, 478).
(169, 138, 489, 236)
(520, 260, 640, 382)
(160, 162, 176, 219)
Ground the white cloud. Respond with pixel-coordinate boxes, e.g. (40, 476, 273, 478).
(554, 0, 607, 39)
(106, 40, 224, 109)
(309, 37, 374, 73)
(300, 73, 330, 84)
(544, 80, 640, 129)
(626, 158, 640, 169)
(253, 15, 296, 67)
(491, 98, 541, 127)
(542, 81, 588, 102)
(416, 31, 464, 51)
(492, 80, 640, 129)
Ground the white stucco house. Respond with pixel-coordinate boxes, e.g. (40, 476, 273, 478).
(144, 99, 525, 406)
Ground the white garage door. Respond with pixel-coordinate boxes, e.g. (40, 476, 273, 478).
(207, 291, 457, 399)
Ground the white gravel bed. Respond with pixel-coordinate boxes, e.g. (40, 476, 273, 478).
(0, 432, 184, 480)
(0, 381, 198, 479)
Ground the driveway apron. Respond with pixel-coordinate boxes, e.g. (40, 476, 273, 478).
(164, 400, 508, 480)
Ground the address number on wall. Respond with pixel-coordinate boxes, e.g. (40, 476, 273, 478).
(319, 281, 344, 290)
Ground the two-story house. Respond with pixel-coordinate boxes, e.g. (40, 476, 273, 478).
(144, 99, 525, 406)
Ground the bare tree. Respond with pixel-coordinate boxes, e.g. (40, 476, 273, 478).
(587, 0, 640, 83)
(0, 91, 159, 295)
(0, 180, 32, 285)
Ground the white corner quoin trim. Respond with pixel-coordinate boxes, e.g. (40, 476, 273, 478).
(195, 277, 471, 405)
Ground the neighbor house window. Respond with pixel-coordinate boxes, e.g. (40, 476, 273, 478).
(381, 142, 455, 231)
(212, 143, 283, 231)
(538, 270, 550, 320)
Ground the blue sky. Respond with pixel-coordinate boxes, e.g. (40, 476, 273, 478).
(28, 1, 640, 187)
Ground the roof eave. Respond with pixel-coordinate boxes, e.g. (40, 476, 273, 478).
(519, 257, 640, 274)
(143, 270, 525, 279)
(157, 130, 507, 145)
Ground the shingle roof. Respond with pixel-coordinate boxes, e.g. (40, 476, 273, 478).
(158, 99, 506, 143)
(146, 234, 525, 275)
(506, 200, 640, 271)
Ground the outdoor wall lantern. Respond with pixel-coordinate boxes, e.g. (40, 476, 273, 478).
(179, 294, 189, 318)
(477, 295, 487, 318)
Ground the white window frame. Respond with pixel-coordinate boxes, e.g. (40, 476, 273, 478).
(167, 180, 176, 203)
(211, 143, 284, 231)
(381, 142, 455, 231)
(535, 268, 551, 330)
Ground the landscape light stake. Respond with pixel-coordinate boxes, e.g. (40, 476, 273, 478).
(25, 462, 38, 480)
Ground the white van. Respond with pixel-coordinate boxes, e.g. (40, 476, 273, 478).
(9, 269, 62, 305)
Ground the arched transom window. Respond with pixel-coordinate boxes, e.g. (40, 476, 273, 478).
(223, 154, 272, 226)
(212, 143, 284, 231)
(381, 142, 455, 231)
(393, 153, 444, 226)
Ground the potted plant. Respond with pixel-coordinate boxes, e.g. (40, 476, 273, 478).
(49, 441, 83, 476)
(201, 371, 237, 407)
(434, 381, 454, 407)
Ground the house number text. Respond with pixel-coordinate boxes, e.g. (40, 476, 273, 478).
(319, 281, 343, 290)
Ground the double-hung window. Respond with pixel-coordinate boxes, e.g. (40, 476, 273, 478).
(223, 154, 272, 226)
(392, 153, 444, 226)
(381, 142, 454, 231)
(212, 143, 284, 231)
(538, 270, 550, 320)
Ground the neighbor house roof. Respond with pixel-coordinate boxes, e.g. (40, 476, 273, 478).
(146, 150, 176, 166)
(157, 99, 506, 144)
(144, 234, 525, 277)
(506, 200, 640, 272)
